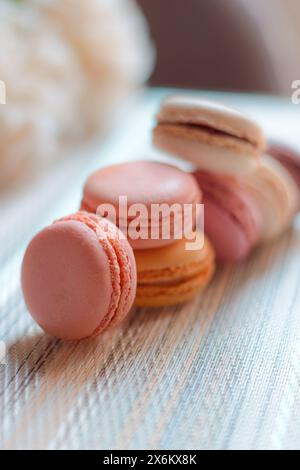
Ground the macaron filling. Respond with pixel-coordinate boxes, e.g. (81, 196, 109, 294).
(155, 95, 265, 152)
(156, 122, 259, 149)
(136, 267, 214, 298)
(138, 259, 214, 286)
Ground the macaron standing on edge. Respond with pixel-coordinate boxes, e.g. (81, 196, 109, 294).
(153, 95, 266, 176)
(21, 211, 137, 340)
(193, 170, 262, 263)
(268, 141, 300, 203)
(240, 155, 299, 242)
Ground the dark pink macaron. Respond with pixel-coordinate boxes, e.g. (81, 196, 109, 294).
(193, 171, 262, 263)
(21, 212, 137, 340)
(81, 161, 202, 249)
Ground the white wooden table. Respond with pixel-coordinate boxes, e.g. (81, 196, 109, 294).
(1, 89, 300, 450)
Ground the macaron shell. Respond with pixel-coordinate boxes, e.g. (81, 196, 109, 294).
(82, 160, 201, 214)
(135, 232, 209, 274)
(21, 220, 113, 340)
(156, 95, 265, 150)
(201, 198, 255, 263)
(153, 125, 258, 176)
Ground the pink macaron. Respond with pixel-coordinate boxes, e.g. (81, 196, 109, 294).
(193, 171, 262, 263)
(81, 161, 202, 249)
(21, 211, 137, 340)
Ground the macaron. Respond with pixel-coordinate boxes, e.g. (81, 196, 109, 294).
(134, 233, 215, 307)
(193, 171, 262, 263)
(21, 211, 137, 340)
(81, 161, 202, 250)
(153, 95, 265, 175)
(268, 142, 300, 197)
(240, 155, 299, 242)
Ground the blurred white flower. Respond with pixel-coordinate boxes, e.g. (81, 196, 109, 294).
(0, 0, 153, 188)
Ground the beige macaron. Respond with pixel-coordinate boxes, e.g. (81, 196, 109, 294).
(153, 95, 265, 176)
(240, 154, 299, 242)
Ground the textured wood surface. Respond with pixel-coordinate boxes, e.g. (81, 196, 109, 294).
(1, 89, 300, 449)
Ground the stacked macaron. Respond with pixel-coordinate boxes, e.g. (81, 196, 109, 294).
(80, 160, 215, 307)
(154, 95, 300, 263)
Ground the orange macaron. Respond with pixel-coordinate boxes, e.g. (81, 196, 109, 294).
(134, 233, 215, 307)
